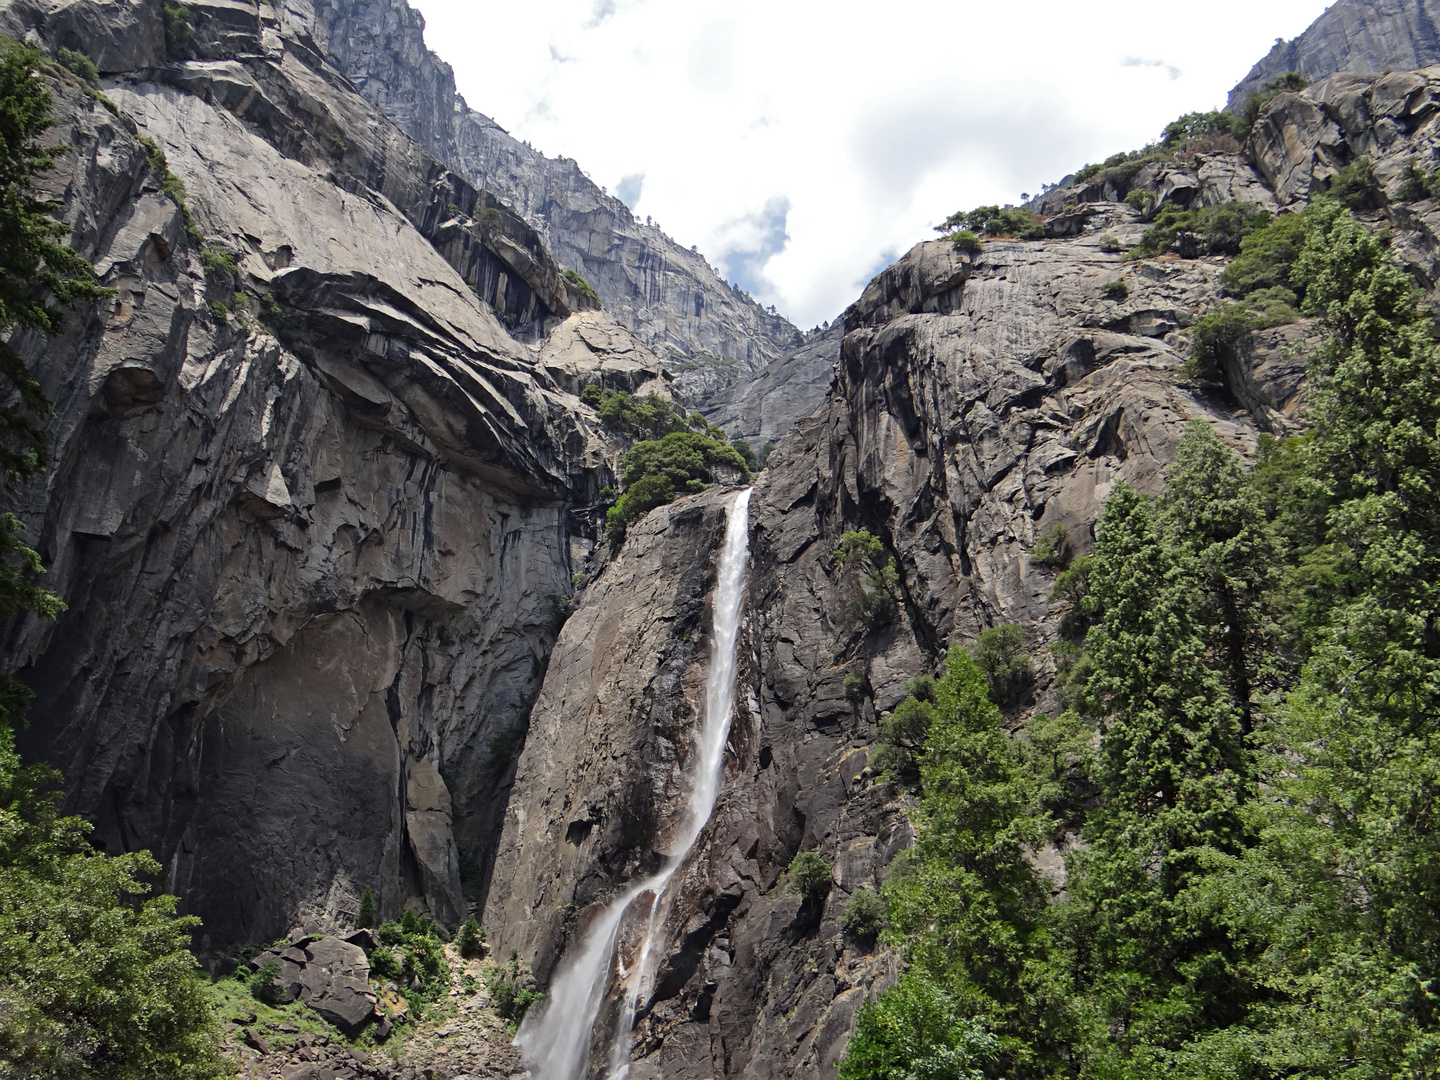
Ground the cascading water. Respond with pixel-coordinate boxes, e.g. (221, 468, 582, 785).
(515, 488, 753, 1080)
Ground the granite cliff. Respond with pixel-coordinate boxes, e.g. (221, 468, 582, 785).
(9, 0, 1440, 1076)
(1230, 0, 1440, 107)
(286, 0, 805, 400)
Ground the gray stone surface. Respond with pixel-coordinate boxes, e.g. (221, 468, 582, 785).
(1229, 0, 1440, 109)
(283, 0, 805, 394)
(0, 0, 664, 945)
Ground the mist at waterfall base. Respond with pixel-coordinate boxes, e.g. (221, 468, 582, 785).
(515, 488, 754, 1080)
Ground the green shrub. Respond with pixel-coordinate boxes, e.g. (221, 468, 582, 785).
(1397, 155, 1440, 201)
(1031, 522, 1071, 569)
(1160, 110, 1240, 149)
(833, 529, 884, 567)
(842, 888, 887, 940)
(833, 532, 899, 628)
(563, 268, 597, 300)
(936, 205, 1042, 240)
(162, 3, 192, 58)
(759, 441, 775, 467)
(786, 851, 833, 904)
(478, 206, 503, 228)
(1097, 233, 1122, 253)
(55, 47, 98, 85)
(1186, 295, 1299, 380)
(136, 135, 203, 245)
(1100, 279, 1128, 301)
(843, 673, 867, 703)
(580, 385, 688, 441)
(970, 624, 1033, 709)
(369, 945, 400, 980)
(248, 960, 286, 1006)
(1128, 200, 1269, 260)
(839, 972, 996, 1080)
(1124, 188, 1152, 212)
(1219, 209, 1307, 298)
(949, 229, 984, 256)
(604, 431, 748, 548)
(201, 246, 236, 281)
(730, 437, 757, 471)
(357, 885, 375, 929)
(208, 300, 228, 323)
(1325, 156, 1382, 210)
(484, 951, 540, 1022)
(457, 916, 486, 958)
(375, 912, 450, 1000)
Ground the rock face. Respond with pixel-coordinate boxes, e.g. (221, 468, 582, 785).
(1229, 0, 1440, 109)
(284, 0, 805, 394)
(0, 0, 669, 944)
(488, 204, 1308, 1078)
(702, 322, 844, 448)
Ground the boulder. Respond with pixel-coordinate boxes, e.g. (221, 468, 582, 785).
(295, 936, 380, 1038)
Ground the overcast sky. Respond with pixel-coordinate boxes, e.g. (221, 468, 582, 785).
(411, 0, 1332, 328)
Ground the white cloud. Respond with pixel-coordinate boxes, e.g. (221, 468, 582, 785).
(412, 0, 1332, 327)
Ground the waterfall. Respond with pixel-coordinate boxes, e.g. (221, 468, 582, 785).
(516, 488, 753, 1080)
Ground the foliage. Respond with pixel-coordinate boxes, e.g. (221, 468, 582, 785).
(161, 4, 192, 59)
(0, 45, 220, 1079)
(1324, 155, 1382, 210)
(200, 246, 236, 281)
(456, 916, 486, 959)
(843, 200, 1440, 1080)
(367, 946, 400, 981)
(484, 951, 539, 1023)
(477, 206, 503, 229)
(603, 430, 748, 548)
(786, 851, 833, 904)
(375, 912, 449, 1001)
(1218, 208, 1307, 300)
(54, 48, 97, 86)
(969, 624, 1033, 709)
(562, 268, 597, 300)
(759, 441, 775, 467)
(843, 673, 867, 703)
(1100, 279, 1127, 301)
(581, 386, 691, 441)
(833, 529, 884, 567)
(730, 437, 757, 471)
(0, 777, 224, 1079)
(1030, 522, 1070, 569)
(357, 886, 375, 929)
(1397, 154, 1440, 201)
(838, 973, 996, 1080)
(1096, 233, 1122, 253)
(136, 135, 202, 245)
(248, 961, 285, 1007)
(936, 206, 1042, 240)
(1235, 71, 1310, 142)
(1124, 188, 1153, 212)
(842, 888, 887, 940)
(1128, 200, 1269, 260)
(1185, 297, 1297, 380)
(948, 230, 983, 256)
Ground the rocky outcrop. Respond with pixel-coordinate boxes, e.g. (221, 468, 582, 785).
(284, 0, 805, 391)
(0, 0, 671, 946)
(249, 934, 381, 1037)
(1229, 0, 1440, 109)
(701, 322, 843, 448)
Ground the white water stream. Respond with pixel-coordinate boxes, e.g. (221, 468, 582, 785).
(515, 488, 753, 1080)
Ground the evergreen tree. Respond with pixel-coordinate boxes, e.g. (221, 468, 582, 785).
(0, 40, 220, 1078)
